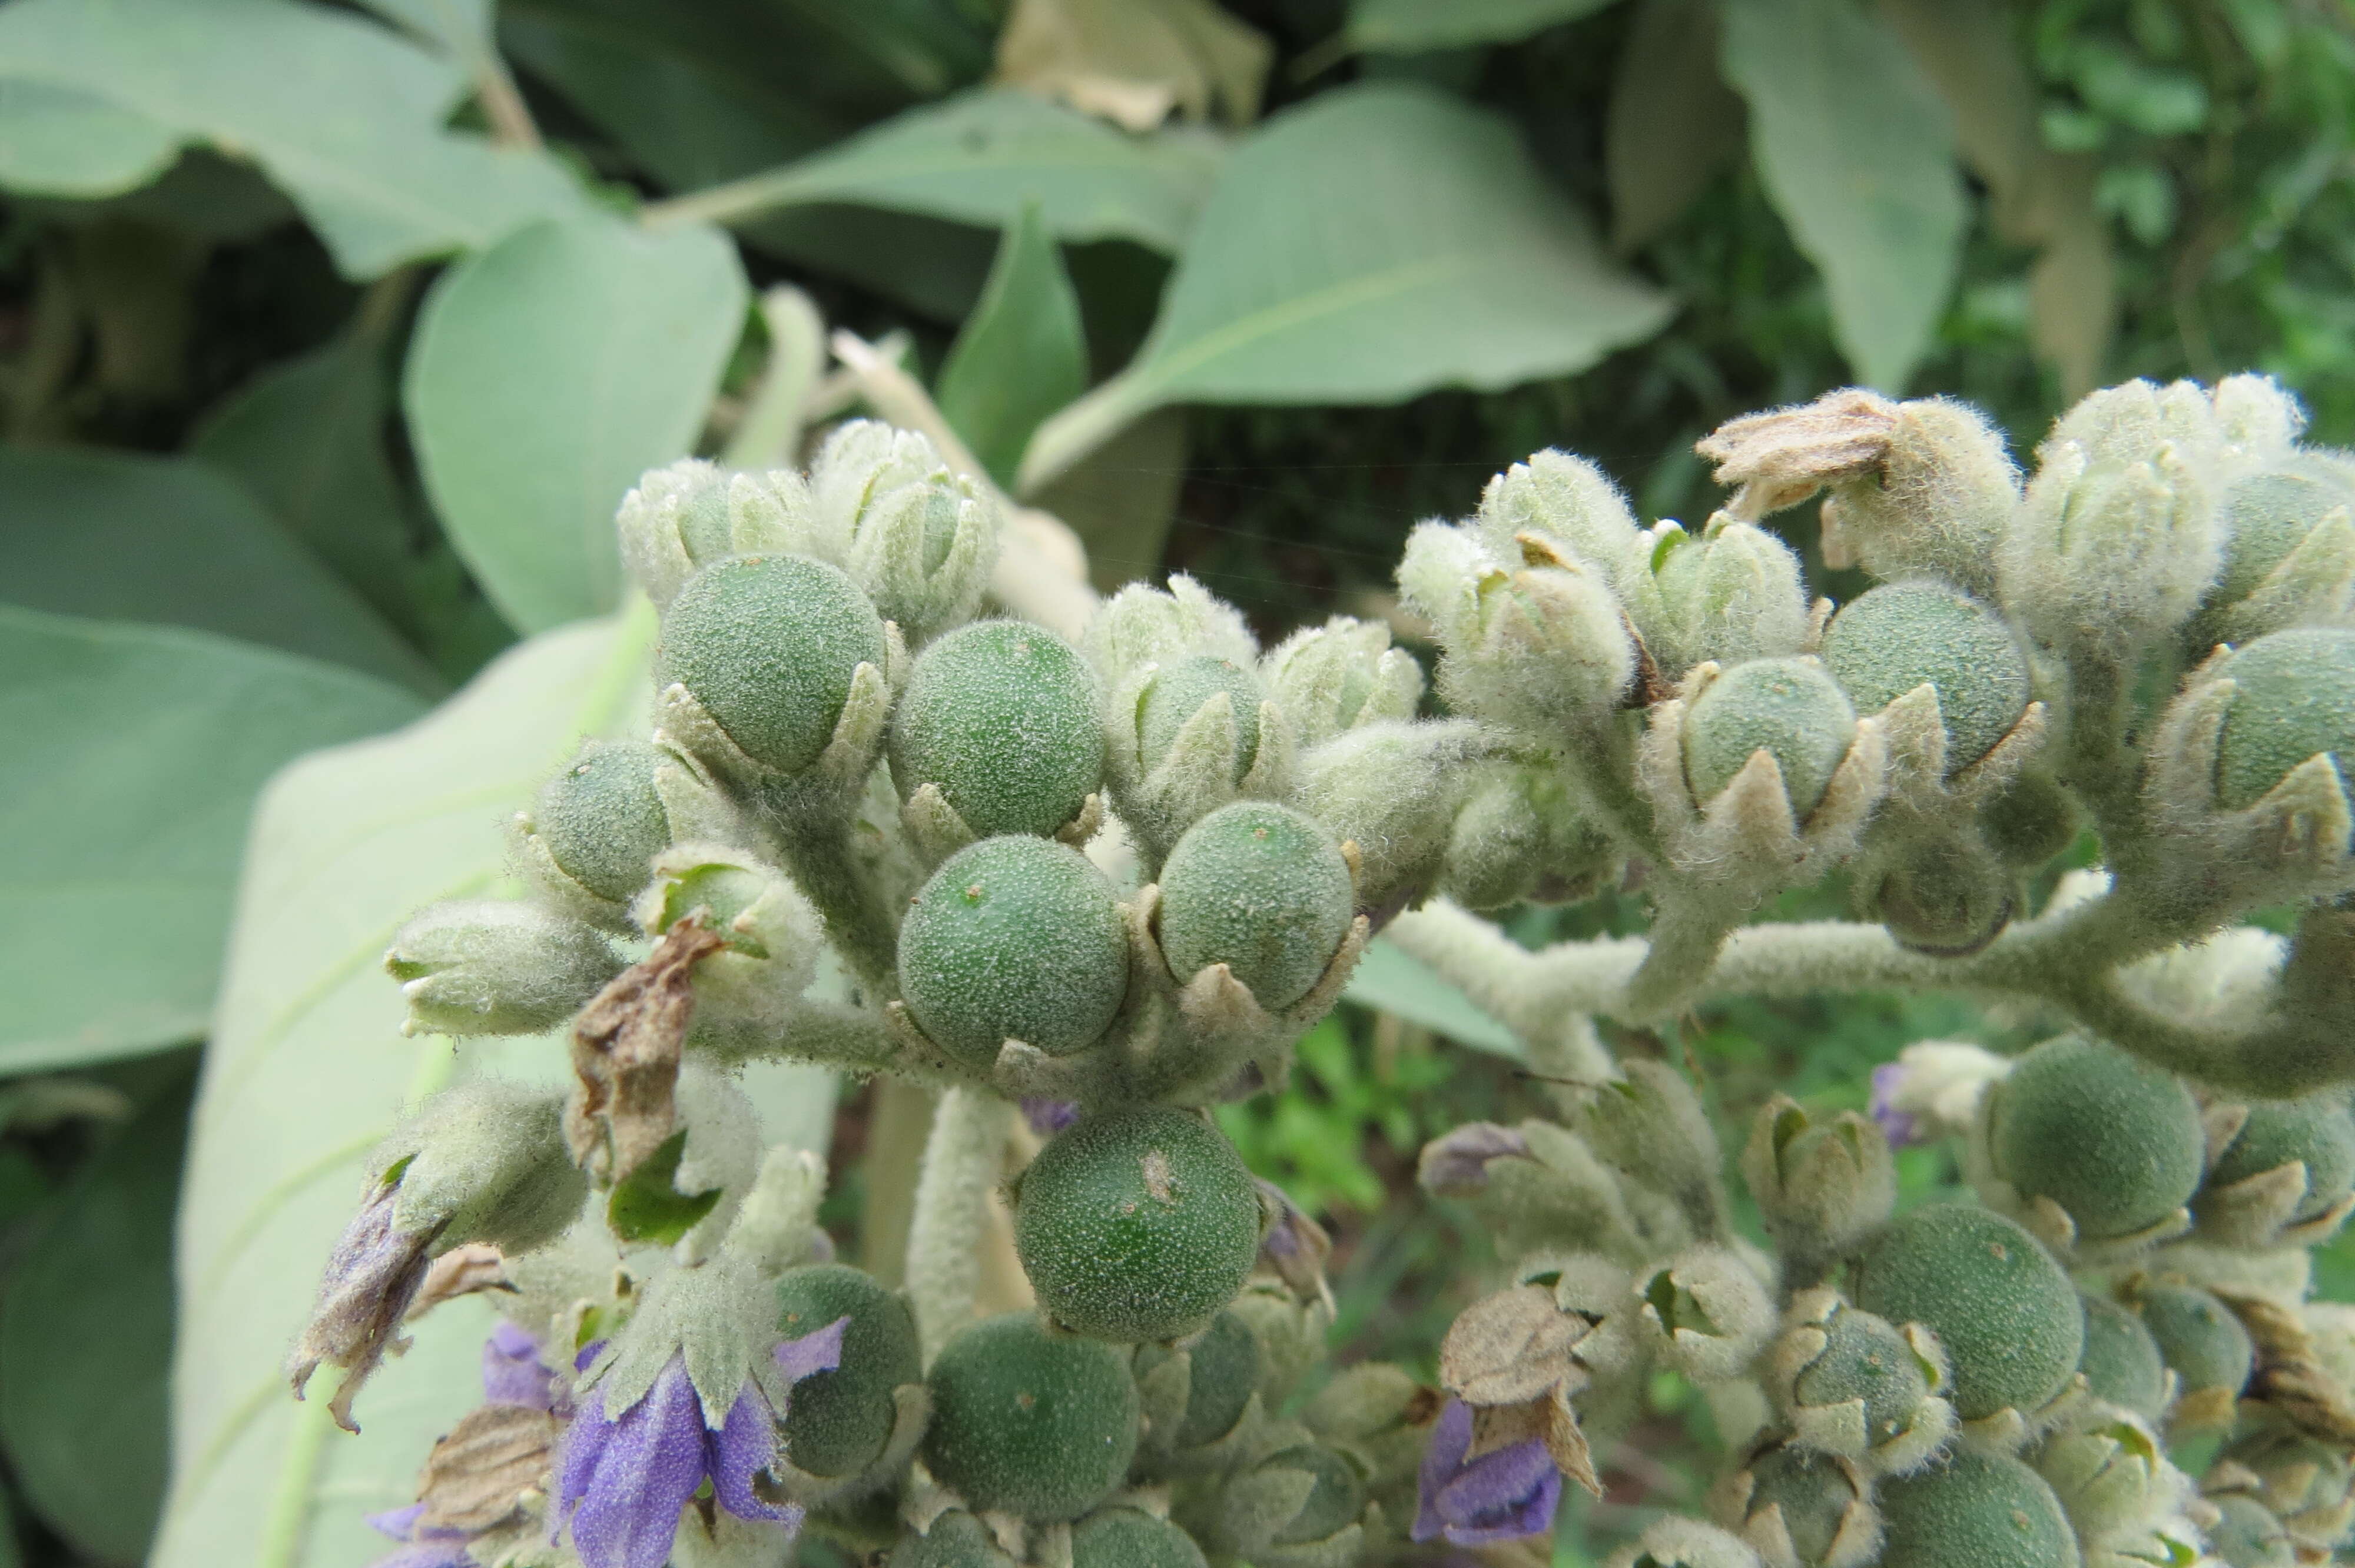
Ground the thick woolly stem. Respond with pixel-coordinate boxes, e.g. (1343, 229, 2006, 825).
(906, 1087, 1013, 1365)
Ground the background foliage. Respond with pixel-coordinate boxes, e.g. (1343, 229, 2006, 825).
(0, 0, 2349, 1562)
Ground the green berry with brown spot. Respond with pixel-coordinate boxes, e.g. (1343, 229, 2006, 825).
(890, 620, 1104, 838)
(2077, 1293, 2167, 1420)
(2205, 1095, 2355, 1223)
(2138, 1283, 2252, 1397)
(532, 740, 674, 904)
(1850, 1204, 2082, 1421)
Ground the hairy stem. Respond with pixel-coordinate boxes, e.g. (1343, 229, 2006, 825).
(907, 1088, 1012, 1364)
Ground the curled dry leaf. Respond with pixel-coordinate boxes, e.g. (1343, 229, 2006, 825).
(565, 920, 726, 1184)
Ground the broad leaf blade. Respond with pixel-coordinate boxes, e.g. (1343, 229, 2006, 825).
(0, 608, 424, 1073)
(404, 214, 749, 633)
(938, 203, 1089, 489)
(1348, 0, 1624, 52)
(1344, 937, 1521, 1058)
(1606, 0, 1744, 253)
(1720, 0, 1965, 391)
(1019, 83, 1671, 491)
(0, 78, 181, 197)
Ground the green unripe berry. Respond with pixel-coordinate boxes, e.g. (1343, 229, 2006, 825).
(1157, 802, 1355, 1010)
(890, 1510, 1018, 1568)
(1743, 1445, 1860, 1566)
(773, 1263, 921, 1479)
(2207, 1095, 2355, 1222)
(2137, 1283, 2252, 1396)
(2205, 1492, 2294, 1568)
(898, 837, 1128, 1066)
(1850, 1204, 2082, 1421)
(658, 554, 888, 774)
(922, 1313, 1140, 1520)
(1985, 1034, 2204, 1240)
(1173, 1310, 1260, 1447)
(890, 620, 1104, 837)
(2215, 460, 2355, 603)
(1014, 1107, 1262, 1342)
(2215, 627, 2355, 809)
(2077, 1293, 2167, 1420)
(532, 741, 673, 904)
(1790, 1304, 1933, 1447)
(1820, 583, 2031, 770)
(1683, 657, 1856, 818)
(1072, 1509, 1209, 1568)
(1875, 1446, 2079, 1568)
(1256, 1444, 1365, 1544)
(1140, 655, 1263, 781)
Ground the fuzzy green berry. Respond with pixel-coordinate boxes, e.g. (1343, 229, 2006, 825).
(890, 620, 1104, 837)
(923, 1313, 1140, 1520)
(1014, 1107, 1262, 1342)
(2207, 1095, 2355, 1222)
(2137, 1283, 2252, 1397)
(1140, 655, 1263, 781)
(1850, 1205, 2082, 1421)
(2205, 1492, 2294, 1568)
(1790, 1303, 1933, 1447)
(1173, 1310, 1261, 1447)
(773, 1263, 921, 1479)
(1876, 1446, 2079, 1568)
(658, 554, 888, 774)
(532, 741, 673, 904)
(1157, 802, 1355, 1009)
(898, 836, 1129, 1067)
(890, 1510, 1017, 1568)
(1072, 1509, 1208, 1568)
(1254, 1444, 1366, 1544)
(2077, 1293, 2167, 1420)
(1683, 657, 1857, 818)
(1742, 1445, 1860, 1566)
(1985, 1033, 2204, 1240)
(2215, 627, 2355, 809)
(2215, 460, 2355, 604)
(1820, 583, 2031, 770)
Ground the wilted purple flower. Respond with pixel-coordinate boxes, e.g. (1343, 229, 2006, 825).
(366, 1504, 473, 1568)
(557, 1319, 848, 1568)
(1254, 1177, 1332, 1304)
(1869, 1062, 1920, 1148)
(1417, 1122, 1533, 1197)
(1023, 1098, 1080, 1137)
(288, 1182, 436, 1433)
(482, 1321, 566, 1414)
(1412, 1397, 1561, 1546)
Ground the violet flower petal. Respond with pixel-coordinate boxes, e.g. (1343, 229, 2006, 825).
(1412, 1398, 1476, 1542)
(565, 1357, 708, 1568)
(773, 1317, 849, 1387)
(367, 1505, 429, 1542)
(708, 1387, 800, 1526)
(1434, 1440, 1561, 1544)
(364, 1503, 475, 1568)
(1022, 1098, 1080, 1137)
(482, 1322, 555, 1410)
(1869, 1062, 1920, 1148)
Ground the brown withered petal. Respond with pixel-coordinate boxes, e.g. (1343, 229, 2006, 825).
(564, 920, 724, 1183)
(286, 1181, 437, 1434)
(1696, 389, 1903, 516)
(406, 1244, 512, 1323)
(1440, 1285, 1585, 1408)
(1463, 1387, 1602, 1497)
(417, 1403, 561, 1533)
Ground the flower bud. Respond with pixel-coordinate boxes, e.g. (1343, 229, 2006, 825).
(1072, 1509, 1207, 1568)
(890, 1510, 1018, 1568)
(1477, 447, 1648, 585)
(1402, 521, 1637, 736)
(1013, 1105, 1262, 1343)
(888, 619, 1103, 840)
(616, 458, 812, 610)
(1083, 573, 1258, 693)
(1604, 1517, 1764, 1568)
(1636, 1246, 1776, 1384)
(633, 844, 825, 1039)
(2217, 1422, 2355, 1546)
(1292, 720, 1483, 921)
(2213, 627, 2355, 810)
(1765, 1290, 1950, 1470)
(922, 1312, 1140, 1520)
(1875, 1446, 2079, 1568)
(1683, 658, 1858, 820)
(897, 836, 1129, 1067)
(1849, 1204, 2082, 1423)
(1821, 400, 2019, 597)
(1714, 1442, 1878, 1568)
(657, 554, 890, 778)
(1581, 1059, 1726, 1233)
(2077, 1293, 2168, 1421)
(1157, 802, 1355, 1011)
(812, 421, 999, 645)
(1868, 1041, 2010, 1147)
(386, 899, 622, 1037)
(769, 1264, 920, 1481)
(1262, 616, 1424, 750)
(2133, 1283, 2253, 1407)
(1741, 1099, 1896, 1275)
(1442, 763, 1620, 911)
(1648, 514, 1810, 674)
(1220, 1443, 1366, 1560)
(2201, 1093, 2355, 1241)
(1819, 584, 2031, 774)
(1981, 1033, 2204, 1247)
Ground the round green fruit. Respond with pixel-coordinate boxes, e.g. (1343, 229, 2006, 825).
(922, 1313, 1140, 1520)
(1071, 1509, 1208, 1568)
(1139, 655, 1263, 781)
(532, 740, 673, 904)
(898, 836, 1129, 1067)
(1683, 657, 1856, 818)
(2215, 627, 2355, 810)
(1850, 1204, 2083, 1421)
(890, 620, 1104, 838)
(2137, 1283, 2252, 1396)
(1875, 1446, 2079, 1568)
(2077, 1293, 2167, 1420)
(2206, 1095, 2355, 1223)
(890, 1511, 1017, 1568)
(1790, 1304, 1932, 1447)
(773, 1263, 921, 1479)
(1820, 583, 2031, 770)
(658, 554, 888, 774)
(1173, 1310, 1261, 1447)
(1743, 1445, 1859, 1566)
(1157, 802, 1355, 1010)
(1014, 1107, 1262, 1342)
(1256, 1444, 1365, 1544)
(1986, 1034, 2204, 1240)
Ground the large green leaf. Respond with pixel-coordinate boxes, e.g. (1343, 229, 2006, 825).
(1347, 0, 1624, 52)
(1606, 0, 1745, 253)
(938, 204, 1089, 490)
(0, 1064, 192, 1564)
(1017, 82, 1673, 492)
(0, 79, 180, 197)
(0, 608, 424, 1074)
(0, 0, 583, 277)
(651, 88, 1224, 256)
(1344, 937, 1521, 1058)
(404, 214, 749, 634)
(0, 445, 442, 695)
(1719, 0, 1965, 391)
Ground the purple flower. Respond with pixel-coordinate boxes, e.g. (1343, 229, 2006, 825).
(556, 1321, 847, 1568)
(1869, 1062, 1920, 1148)
(1412, 1397, 1561, 1547)
(366, 1504, 473, 1568)
(1023, 1098, 1080, 1137)
(287, 1182, 435, 1433)
(482, 1321, 567, 1414)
